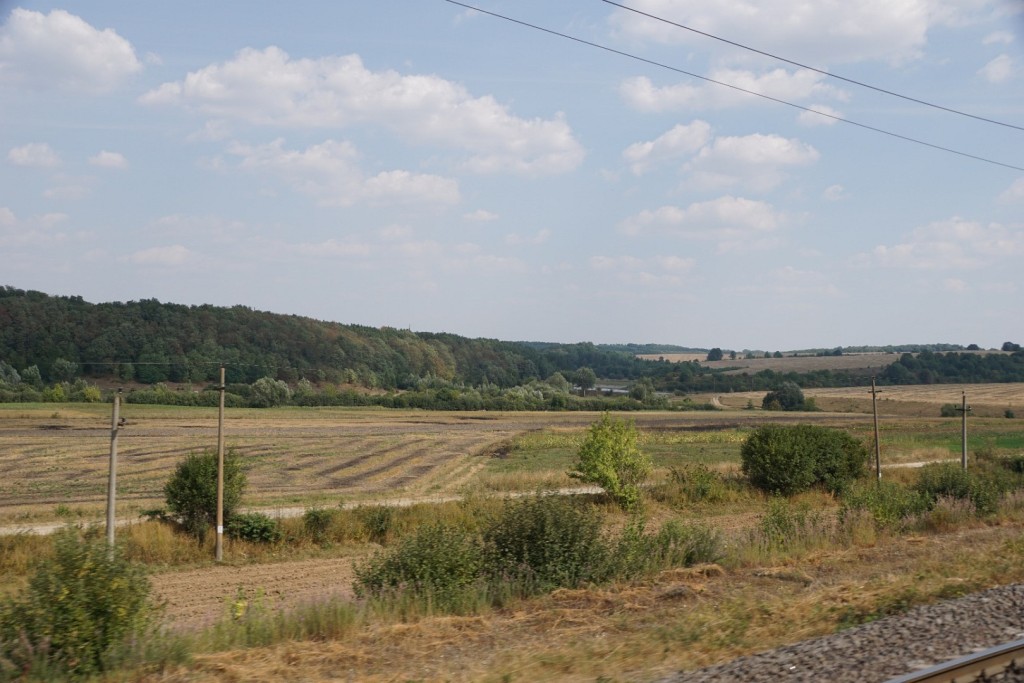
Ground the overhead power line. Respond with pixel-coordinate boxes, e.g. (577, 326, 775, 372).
(602, 0, 1024, 133)
(443, 0, 1024, 173)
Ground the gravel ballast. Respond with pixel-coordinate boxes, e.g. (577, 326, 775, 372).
(659, 583, 1024, 682)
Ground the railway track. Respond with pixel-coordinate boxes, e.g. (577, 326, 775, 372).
(886, 638, 1024, 683)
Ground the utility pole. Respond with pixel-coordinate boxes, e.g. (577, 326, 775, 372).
(216, 365, 225, 562)
(870, 377, 881, 481)
(106, 389, 123, 546)
(955, 391, 971, 470)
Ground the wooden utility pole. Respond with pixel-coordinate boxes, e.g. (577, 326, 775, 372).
(106, 389, 122, 546)
(956, 391, 971, 470)
(871, 377, 881, 481)
(216, 365, 225, 562)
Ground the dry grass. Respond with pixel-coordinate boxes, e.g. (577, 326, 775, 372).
(135, 521, 1024, 682)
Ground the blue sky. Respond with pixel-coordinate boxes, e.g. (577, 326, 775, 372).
(1, 1, 1022, 350)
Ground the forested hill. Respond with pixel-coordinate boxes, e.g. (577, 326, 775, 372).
(0, 287, 660, 388)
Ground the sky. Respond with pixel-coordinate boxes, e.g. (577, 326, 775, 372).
(1, 1, 1022, 351)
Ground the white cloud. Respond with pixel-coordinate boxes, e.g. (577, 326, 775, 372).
(978, 54, 1015, 83)
(823, 184, 847, 201)
(999, 178, 1024, 203)
(0, 8, 141, 93)
(463, 209, 499, 222)
(943, 278, 968, 292)
(89, 151, 128, 169)
(621, 68, 846, 112)
(589, 254, 695, 287)
(290, 239, 372, 258)
(7, 143, 61, 167)
(983, 30, 1015, 45)
(797, 105, 843, 126)
(228, 138, 460, 207)
(141, 47, 584, 175)
(43, 184, 90, 200)
(0, 207, 15, 227)
(608, 0, 930, 65)
(126, 245, 193, 267)
(685, 133, 819, 192)
(865, 217, 1024, 270)
(621, 196, 784, 246)
(504, 229, 551, 246)
(623, 120, 712, 174)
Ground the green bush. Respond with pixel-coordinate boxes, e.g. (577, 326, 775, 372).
(840, 480, 930, 530)
(913, 462, 1014, 516)
(741, 424, 869, 496)
(303, 507, 338, 545)
(353, 523, 484, 609)
(226, 512, 282, 544)
(0, 529, 158, 678)
(164, 449, 247, 540)
(610, 519, 722, 578)
(483, 495, 608, 591)
(355, 505, 395, 545)
(569, 413, 652, 510)
(940, 403, 958, 418)
(761, 382, 805, 411)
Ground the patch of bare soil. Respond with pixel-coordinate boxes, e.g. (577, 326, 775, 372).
(151, 557, 360, 630)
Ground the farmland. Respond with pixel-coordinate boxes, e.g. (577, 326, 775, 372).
(3, 391, 1024, 681)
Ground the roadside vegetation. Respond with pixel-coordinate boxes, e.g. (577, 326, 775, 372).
(3, 409, 1024, 680)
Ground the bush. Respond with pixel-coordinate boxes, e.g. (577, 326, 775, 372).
(652, 464, 732, 507)
(913, 462, 1011, 517)
(940, 403, 959, 418)
(353, 523, 484, 609)
(569, 413, 652, 510)
(164, 449, 247, 540)
(226, 512, 282, 544)
(0, 529, 158, 678)
(303, 507, 338, 545)
(840, 480, 930, 531)
(483, 495, 608, 591)
(761, 382, 805, 411)
(741, 424, 869, 496)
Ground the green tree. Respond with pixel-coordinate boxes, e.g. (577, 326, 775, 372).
(706, 348, 723, 361)
(0, 360, 21, 386)
(762, 381, 805, 411)
(569, 413, 651, 510)
(50, 357, 78, 382)
(20, 364, 43, 388)
(574, 367, 597, 396)
(164, 449, 246, 540)
(250, 376, 292, 407)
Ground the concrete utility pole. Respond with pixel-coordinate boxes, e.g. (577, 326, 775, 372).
(106, 389, 122, 546)
(216, 365, 226, 562)
(956, 391, 972, 470)
(871, 377, 882, 481)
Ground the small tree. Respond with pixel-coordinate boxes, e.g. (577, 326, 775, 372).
(164, 449, 246, 540)
(762, 381, 805, 411)
(569, 413, 651, 510)
(250, 376, 292, 407)
(574, 367, 597, 396)
(706, 348, 724, 361)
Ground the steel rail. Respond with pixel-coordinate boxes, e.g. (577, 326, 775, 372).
(885, 637, 1024, 683)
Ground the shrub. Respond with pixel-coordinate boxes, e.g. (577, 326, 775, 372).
(355, 505, 396, 545)
(652, 464, 733, 507)
(761, 382, 805, 411)
(1006, 409, 1016, 419)
(940, 403, 958, 418)
(914, 462, 1003, 516)
(164, 449, 247, 540)
(483, 495, 608, 591)
(303, 507, 338, 545)
(353, 523, 484, 609)
(0, 529, 157, 678)
(741, 424, 869, 496)
(840, 480, 930, 531)
(226, 512, 282, 544)
(569, 413, 652, 510)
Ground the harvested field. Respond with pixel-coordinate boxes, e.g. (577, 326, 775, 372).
(712, 382, 1024, 418)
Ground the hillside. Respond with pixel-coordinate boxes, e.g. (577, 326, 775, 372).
(0, 286, 659, 388)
